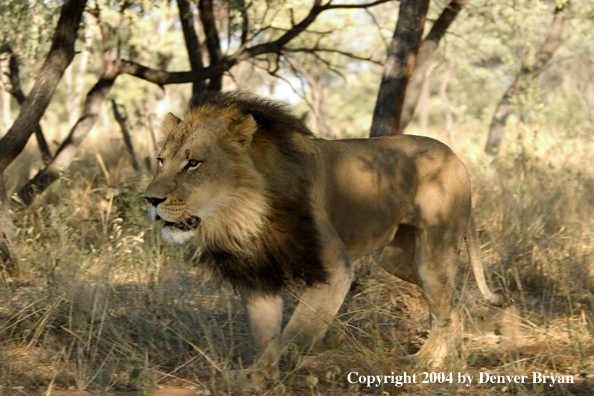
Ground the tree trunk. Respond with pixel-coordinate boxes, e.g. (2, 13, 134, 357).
(485, 3, 566, 156)
(370, 0, 430, 137)
(1, 45, 53, 165)
(0, 0, 87, 172)
(0, 0, 86, 270)
(418, 61, 438, 130)
(0, 171, 17, 276)
(439, 62, 455, 141)
(18, 74, 117, 206)
(111, 99, 140, 175)
(0, 54, 12, 130)
(571, 76, 592, 132)
(484, 78, 519, 155)
(69, 26, 93, 125)
(177, 0, 207, 95)
(302, 64, 333, 138)
(1, 90, 11, 131)
(136, 98, 159, 154)
(199, 0, 224, 91)
(399, 0, 468, 132)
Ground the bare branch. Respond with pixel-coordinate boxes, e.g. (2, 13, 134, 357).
(322, 0, 394, 10)
(119, 0, 390, 87)
(364, 8, 390, 50)
(119, 59, 225, 86)
(283, 47, 382, 64)
(259, 57, 311, 107)
(231, 0, 391, 62)
(305, 51, 348, 82)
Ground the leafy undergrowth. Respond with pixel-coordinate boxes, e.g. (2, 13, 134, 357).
(1, 127, 593, 395)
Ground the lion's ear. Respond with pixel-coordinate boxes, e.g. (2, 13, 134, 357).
(158, 112, 182, 148)
(161, 112, 182, 137)
(228, 114, 257, 148)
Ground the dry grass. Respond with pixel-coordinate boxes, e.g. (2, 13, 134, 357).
(1, 122, 593, 395)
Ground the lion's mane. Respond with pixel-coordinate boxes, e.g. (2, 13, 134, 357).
(189, 91, 328, 295)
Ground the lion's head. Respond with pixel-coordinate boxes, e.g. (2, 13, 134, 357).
(144, 99, 271, 253)
(144, 91, 327, 294)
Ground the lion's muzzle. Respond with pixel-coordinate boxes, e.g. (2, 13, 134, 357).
(145, 196, 166, 207)
(144, 195, 201, 234)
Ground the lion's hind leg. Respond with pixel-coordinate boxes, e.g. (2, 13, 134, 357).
(412, 224, 463, 367)
(373, 224, 420, 285)
(373, 224, 456, 366)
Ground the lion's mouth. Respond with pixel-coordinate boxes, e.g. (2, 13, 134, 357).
(159, 216, 201, 232)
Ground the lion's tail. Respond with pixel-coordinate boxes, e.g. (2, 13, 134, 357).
(466, 208, 505, 306)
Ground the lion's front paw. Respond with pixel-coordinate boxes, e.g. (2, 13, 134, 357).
(404, 337, 449, 369)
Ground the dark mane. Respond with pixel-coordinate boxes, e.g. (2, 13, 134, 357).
(188, 90, 315, 138)
(188, 91, 327, 295)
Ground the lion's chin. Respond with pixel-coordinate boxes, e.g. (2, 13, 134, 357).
(160, 216, 201, 244)
(161, 227, 196, 244)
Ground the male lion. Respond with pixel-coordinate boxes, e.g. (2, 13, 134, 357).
(144, 91, 503, 381)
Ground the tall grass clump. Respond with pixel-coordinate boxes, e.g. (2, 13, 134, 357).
(471, 129, 594, 303)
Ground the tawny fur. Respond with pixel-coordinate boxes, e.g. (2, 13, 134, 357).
(144, 91, 503, 383)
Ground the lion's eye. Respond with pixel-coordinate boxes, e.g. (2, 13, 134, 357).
(185, 159, 202, 170)
(157, 158, 164, 167)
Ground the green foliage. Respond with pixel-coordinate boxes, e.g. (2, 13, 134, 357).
(0, 0, 57, 59)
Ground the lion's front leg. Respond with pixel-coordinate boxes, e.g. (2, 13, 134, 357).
(281, 241, 355, 352)
(241, 291, 283, 380)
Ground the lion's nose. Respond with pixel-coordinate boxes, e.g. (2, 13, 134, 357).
(145, 196, 166, 207)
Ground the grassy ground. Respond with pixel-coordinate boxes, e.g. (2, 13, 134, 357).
(0, 122, 593, 395)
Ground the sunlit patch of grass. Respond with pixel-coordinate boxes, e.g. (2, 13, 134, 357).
(0, 122, 593, 394)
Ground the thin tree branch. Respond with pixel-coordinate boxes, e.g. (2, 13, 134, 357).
(283, 47, 382, 64)
(230, 0, 392, 62)
(119, 0, 391, 86)
(364, 8, 390, 50)
(323, 0, 396, 10)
